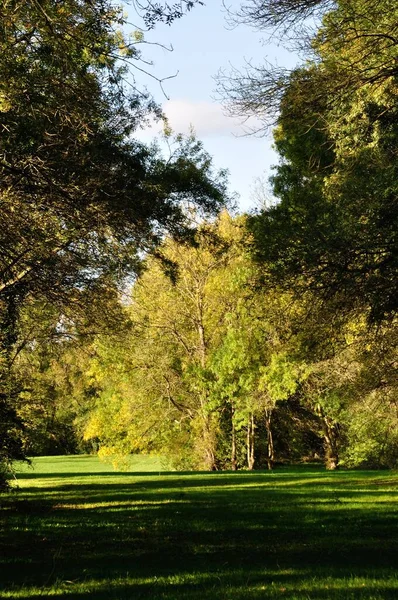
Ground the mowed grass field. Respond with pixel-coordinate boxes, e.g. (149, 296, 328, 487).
(0, 457, 397, 599)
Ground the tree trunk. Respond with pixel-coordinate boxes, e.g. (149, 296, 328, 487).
(0, 289, 25, 480)
(201, 413, 217, 470)
(205, 446, 217, 471)
(265, 408, 274, 470)
(318, 406, 339, 470)
(1, 290, 20, 366)
(231, 405, 237, 470)
(247, 413, 255, 470)
(196, 291, 217, 470)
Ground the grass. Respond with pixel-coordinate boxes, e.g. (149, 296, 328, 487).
(0, 456, 397, 599)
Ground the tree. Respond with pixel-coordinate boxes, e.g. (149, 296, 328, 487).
(12, 298, 114, 456)
(81, 213, 283, 469)
(83, 215, 237, 469)
(223, 0, 398, 324)
(209, 295, 286, 470)
(220, 0, 397, 128)
(81, 213, 320, 470)
(132, 1, 204, 28)
(230, 0, 332, 34)
(0, 0, 226, 483)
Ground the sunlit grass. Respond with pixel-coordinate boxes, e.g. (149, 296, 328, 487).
(1, 456, 397, 598)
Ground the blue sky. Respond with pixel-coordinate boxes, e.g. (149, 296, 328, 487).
(126, 1, 299, 211)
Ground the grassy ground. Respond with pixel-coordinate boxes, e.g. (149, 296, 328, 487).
(0, 456, 397, 599)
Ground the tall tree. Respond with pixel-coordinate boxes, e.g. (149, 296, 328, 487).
(83, 215, 237, 469)
(0, 0, 226, 481)
(222, 0, 398, 323)
(81, 214, 318, 470)
(81, 214, 271, 469)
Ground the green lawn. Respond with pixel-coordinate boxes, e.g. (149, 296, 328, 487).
(0, 457, 397, 599)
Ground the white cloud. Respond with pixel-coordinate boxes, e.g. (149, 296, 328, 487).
(138, 99, 257, 139)
(164, 99, 244, 137)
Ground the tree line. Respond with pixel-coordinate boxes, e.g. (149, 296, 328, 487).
(13, 211, 398, 472)
(1, 0, 396, 483)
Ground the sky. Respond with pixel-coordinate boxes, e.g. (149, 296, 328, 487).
(125, 1, 299, 211)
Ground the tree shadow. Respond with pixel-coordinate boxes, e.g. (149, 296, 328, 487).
(1, 470, 397, 597)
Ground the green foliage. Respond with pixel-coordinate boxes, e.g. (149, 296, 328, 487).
(75, 214, 335, 471)
(81, 214, 248, 469)
(76, 215, 282, 469)
(342, 391, 398, 468)
(9, 212, 397, 472)
(3, 0, 397, 474)
(260, 352, 309, 402)
(0, 0, 227, 481)
(222, 0, 398, 470)
(0, 394, 25, 488)
(247, 0, 398, 324)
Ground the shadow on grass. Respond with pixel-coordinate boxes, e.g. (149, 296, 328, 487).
(15, 471, 171, 480)
(4, 571, 398, 600)
(1, 469, 398, 598)
(14, 467, 320, 480)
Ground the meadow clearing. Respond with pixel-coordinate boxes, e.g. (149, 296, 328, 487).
(0, 456, 397, 599)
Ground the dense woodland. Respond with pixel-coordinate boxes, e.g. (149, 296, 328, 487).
(0, 0, 397, 485)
